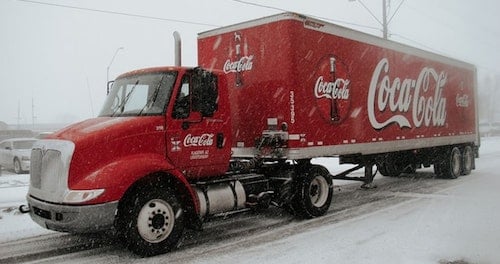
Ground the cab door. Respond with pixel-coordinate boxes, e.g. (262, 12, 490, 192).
(167, 69, 231, 179)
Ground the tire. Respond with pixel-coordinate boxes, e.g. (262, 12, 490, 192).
(13, 158, 23, 174)
(435, 147, 461, 179)
(292, 165, 333, 218)
(377, 162, 402, 177)
(377, 163, 389, 176)
(461, 146, 473, 175)
(117, 186, 185, 256)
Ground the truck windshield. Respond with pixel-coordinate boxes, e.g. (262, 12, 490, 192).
(99, 71, 177, 117)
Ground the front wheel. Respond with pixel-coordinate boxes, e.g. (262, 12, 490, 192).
(13, 158, 23, 174)
(292, 165, 333, 218)
(117, 186, 185, 256)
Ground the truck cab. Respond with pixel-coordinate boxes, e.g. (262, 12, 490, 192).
(26, 66, 231, 240)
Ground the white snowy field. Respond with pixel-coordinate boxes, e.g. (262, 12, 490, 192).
(195, 137, 500, 264)
(0, 137, 499, 263)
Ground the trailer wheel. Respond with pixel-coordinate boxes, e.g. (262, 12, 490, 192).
(292, 165, 333, 218)
(117, 186, 184, 256)
(435, 147, 462, 179)
(377, 162, 401, 177)
(461, 146, 473, 175)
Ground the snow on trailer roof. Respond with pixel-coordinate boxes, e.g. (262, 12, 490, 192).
(198, 12, 476, 71)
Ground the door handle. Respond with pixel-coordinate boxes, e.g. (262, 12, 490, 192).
(217, 133, 224, 149)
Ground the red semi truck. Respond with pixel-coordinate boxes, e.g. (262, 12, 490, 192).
(25, 13, 478, 256)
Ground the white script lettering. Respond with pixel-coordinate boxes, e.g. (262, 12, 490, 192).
(314, 76, 350, 100)
(223, 55, 254, 74)
(184, 133, 214, 147)
(368, 58, 447, 129)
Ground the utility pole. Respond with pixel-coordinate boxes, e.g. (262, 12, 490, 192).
(351, 0, 404, 40)
(382, 0, 388, 39)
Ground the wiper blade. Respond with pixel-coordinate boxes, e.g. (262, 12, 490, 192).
(138, 74, 165, 116)
(111, 80, 139, 117)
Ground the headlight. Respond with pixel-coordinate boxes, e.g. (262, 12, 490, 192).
(21, 155, 30, 161)
(63, 189, 105, 203)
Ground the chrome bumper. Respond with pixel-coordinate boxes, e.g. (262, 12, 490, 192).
(27, 195, 118, 233)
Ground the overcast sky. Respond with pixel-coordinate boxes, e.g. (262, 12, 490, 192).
(1, 0, 499, 125)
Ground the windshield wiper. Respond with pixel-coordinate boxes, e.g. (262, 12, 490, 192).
(111, 80, 139, 117)
(138, 75, 166, 116)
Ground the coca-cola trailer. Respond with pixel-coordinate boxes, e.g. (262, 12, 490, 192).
(23, 13, 478, 256)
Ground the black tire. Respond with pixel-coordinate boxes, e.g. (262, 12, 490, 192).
(461, 146, 473, 175)
(377, 162, 402, 177)
(117, 186, 185, 256)
(377, 163, 389, 176)
(292, 165, 333, 218)
(435, 147, 461, 179)
(13, 158, 22, 174)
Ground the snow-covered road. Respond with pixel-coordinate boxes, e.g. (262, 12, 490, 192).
(1, 137, 499, 263)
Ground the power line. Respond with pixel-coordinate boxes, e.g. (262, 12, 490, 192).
(17, 0, 222, 28)
(231, 0, 381, 31)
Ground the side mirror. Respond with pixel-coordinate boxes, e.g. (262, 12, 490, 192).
(107, 80, 114, 95)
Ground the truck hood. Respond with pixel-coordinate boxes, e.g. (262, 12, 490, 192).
(51, 116, 165, 150)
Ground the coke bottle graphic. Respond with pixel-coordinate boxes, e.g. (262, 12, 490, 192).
(234, 32, 243, 87)
(330, 57, 340, 121)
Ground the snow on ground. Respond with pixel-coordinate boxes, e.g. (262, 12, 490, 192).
(0, 172, 54, 243)
(0, 137, 499, 264)
(195, 137, 500, 264)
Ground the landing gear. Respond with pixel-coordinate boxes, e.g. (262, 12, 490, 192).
(361, 162, 377, 189)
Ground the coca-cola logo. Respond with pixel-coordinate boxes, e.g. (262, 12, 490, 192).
(224, 32, 254, 87)
(367, 58, 447, 130)
(314, 76, 350, 100)
(223, 56, 254, 74)
(184, 133, 214, 147)
(313, 55, 351, 123)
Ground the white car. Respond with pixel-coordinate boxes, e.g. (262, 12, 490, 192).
(0, 138, 37, 174)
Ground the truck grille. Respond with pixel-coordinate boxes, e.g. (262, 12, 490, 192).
(31, 148, 64, 193)
(29, 140, 74, 203)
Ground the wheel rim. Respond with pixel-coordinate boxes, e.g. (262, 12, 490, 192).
(137, 199, 175, 243)
(309, 175, 329, 207)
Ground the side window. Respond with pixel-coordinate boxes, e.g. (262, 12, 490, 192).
(171, 69, 218, 119)
(193, 69, 218, 117)
(172, 75, 191, 119)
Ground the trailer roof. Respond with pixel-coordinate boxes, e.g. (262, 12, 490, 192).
(198, 12, 475, 71)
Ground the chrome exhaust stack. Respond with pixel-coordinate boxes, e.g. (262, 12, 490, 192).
(173, 31, 181, 66)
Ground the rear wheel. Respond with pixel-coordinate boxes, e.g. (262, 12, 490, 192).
(292, 165, 333, 218)
(117, 186, 185, 256)
(435, 147, 461, 179)
(461, 146, 474, 175)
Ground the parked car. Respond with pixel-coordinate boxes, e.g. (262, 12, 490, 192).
(0, 138, 37, 174)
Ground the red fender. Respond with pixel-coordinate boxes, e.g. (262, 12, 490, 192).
(69, 153, 199, 213)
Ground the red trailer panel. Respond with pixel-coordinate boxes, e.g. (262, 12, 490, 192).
(198, 13, 478, 159)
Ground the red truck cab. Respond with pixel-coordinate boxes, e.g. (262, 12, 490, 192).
(27, 66, 232, 245)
